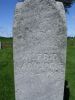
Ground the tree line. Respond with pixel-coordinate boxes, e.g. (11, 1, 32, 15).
(56, 0, 75, 8)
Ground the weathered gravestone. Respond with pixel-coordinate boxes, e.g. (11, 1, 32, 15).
(13, 0, 67, 100)
(0, 41, 1, 49)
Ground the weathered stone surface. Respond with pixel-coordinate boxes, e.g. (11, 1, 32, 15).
(13, 0, 67, 100)
(0, 41, 1, 49)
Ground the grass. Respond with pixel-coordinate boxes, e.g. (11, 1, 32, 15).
(0, 37, 75, 100)
(0, 37, 15, 100)
(65, 37, 75, 100)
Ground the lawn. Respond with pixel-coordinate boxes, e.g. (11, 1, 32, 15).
(0, 37, 75, 100)
(0, 37, 15, 100)
(65, 37, 75, 100)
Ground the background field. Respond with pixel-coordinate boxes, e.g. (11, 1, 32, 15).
(65, 37, 75, 100)
(0, 37, 15, 100)
(0, 37, 75, 100)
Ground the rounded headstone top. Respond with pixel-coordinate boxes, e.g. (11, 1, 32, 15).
(17, 0, 56, 9)
(18, 0, 56, 3)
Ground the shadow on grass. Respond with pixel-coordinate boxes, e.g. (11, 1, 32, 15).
(63, 80, 70, 100)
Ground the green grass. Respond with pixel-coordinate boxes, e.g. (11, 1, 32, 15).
(0, 37, 15, 100)
(65, 37, 75, 100)
(0, 37, 75, 100)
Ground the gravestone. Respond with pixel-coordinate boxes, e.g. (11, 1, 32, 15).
(0, 41, 1, 49)
(13, 0, 67, 100)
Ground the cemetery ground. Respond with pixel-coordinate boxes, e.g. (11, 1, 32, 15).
(0, 37, 15, 100)
(0, 37, 75, 100)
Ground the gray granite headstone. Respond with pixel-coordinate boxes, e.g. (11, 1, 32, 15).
(13, 0, 67, 100)
(0, 41, 1, 49)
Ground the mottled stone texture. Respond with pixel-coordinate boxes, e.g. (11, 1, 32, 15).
(13, 0, 67, 100)
(0, 42, 1, 49)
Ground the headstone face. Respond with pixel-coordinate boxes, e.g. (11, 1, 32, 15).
(0, 41, 1, 49)
(13, 0, 67, 100)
